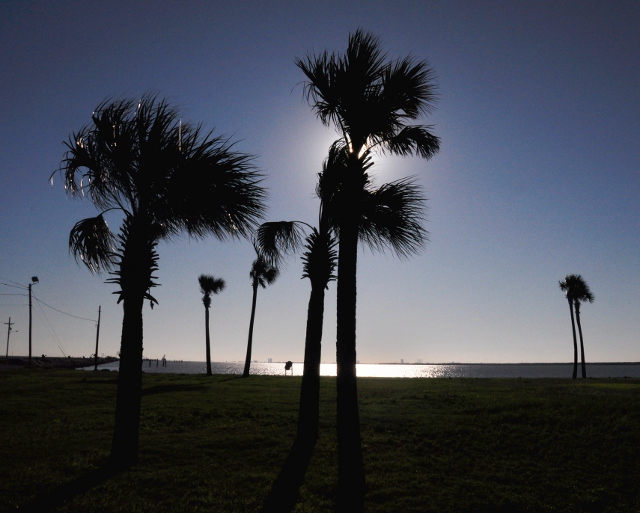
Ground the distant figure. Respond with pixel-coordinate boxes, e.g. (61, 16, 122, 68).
(162, 355, 167, 367)
(284, 361, 293, 376)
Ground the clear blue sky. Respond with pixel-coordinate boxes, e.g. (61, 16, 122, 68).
(1, 1, 638, 364)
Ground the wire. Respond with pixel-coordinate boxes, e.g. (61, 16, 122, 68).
(0, 293, 28, 296)
(32, 295, 97, 323)
(1, 282, 28, 290)
(33, 301, 67, 357)
(0, 277, 28, 288)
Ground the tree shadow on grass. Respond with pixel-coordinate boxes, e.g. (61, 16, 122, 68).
(141, 383, 207, 396)
(260, 436, 316, 513)
(18, 463, 121, 512)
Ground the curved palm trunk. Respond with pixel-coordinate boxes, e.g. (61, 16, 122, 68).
(243, 282, 259, 378)
(297, 282, 326, 443)
(567, 298, 578, 380)
(575, 306, 587, 378)
(335, 219, 365, 513)
(205, 307, 212, 376)
(260, 283, 326, 512)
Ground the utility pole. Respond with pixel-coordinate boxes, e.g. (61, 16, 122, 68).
(93, 306, 101, 371)
(27, 277, 38, 367)
(5, 318, 14, 363)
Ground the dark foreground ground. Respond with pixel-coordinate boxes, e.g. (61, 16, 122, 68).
(0, 369, 638, 512)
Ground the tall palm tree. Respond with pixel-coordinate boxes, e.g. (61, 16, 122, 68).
(559, 275, 581, 379)
(243, 249, 279, 378)
(198, 274, 226, 376)
(258, 147, 427, 512)
(56, 95, 265, 468)
(572, 276, 594, 378)
(296, 30, 439, 511)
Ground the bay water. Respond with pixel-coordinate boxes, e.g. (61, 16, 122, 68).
(82, 361, 640, 378)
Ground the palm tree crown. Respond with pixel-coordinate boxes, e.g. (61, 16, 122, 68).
(199, 274, 226, 310)
(296, 29, 440, 162)
(250, 253, 279, 289)
(559, 274, 593, 305)
(60, 94, 265, 286)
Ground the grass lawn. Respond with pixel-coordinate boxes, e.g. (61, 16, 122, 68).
(0, 369, 639, 512)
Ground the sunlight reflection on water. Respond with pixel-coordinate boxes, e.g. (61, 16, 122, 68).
(82, 361, 640, 378)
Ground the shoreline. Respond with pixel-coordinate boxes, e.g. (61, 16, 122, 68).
(0, 356, 119, 370)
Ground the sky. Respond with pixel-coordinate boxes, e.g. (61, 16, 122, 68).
(0, 0, 638, 364)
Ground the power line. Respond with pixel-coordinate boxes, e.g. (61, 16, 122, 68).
(33, 301, 67, 357)
(32, 295, 97, 323)
(0, 277, 27, 288)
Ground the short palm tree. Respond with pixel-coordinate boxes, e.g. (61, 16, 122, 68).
(56, 95, 265, 468)
(559, 275, 581, 379)
(198, 274, 226, 376)
(296, 29, 439, 510)
(572, 276, 594, 378)
(243, 248, 279, 378)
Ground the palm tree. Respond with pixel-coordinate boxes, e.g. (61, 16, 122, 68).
(572, 276, 594, 378)
(56, 95, 265, 469)
(258, 147, 427, 512)
(243, 248, 279, 378)
(296, 30, 439, 511)
(559, 275, 581, 379)
(198, 274, 226, 376)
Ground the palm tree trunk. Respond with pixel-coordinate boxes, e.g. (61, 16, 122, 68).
(335, 219, 365, 513)
(111, 292, 145, 469)
(243, 282, 258, 378)
(568, 298, 578, 379)
(575, 306, 587, 378)
(205, 307, 212, 376)
(297, 282, 326, 444)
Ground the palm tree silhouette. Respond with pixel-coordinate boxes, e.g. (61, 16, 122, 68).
(198, 274, 226, 376)
(243, 248, 279, 378)
(559, 275, 581, 379)
(296, 29, 439, 510)
(572, 276, 594, 378)
(258, 146, 427, 512)
(56, 95, 265, 468)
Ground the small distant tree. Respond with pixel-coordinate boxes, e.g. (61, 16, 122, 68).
(198, 274, 226, 376)
(572, 276, 594, 378)
(559, 274, 582, 379)
(243, 249, 279, 378)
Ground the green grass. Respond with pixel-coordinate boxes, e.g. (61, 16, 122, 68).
(1, 370, 639, 512)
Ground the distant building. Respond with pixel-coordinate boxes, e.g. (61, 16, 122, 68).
(401, 359, 404, 364)
(416, 359, 423, 364)
(268, 358, 272, 363)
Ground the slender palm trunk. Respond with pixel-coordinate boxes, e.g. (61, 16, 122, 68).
(297, 282, 326, 443)
(567, 298, 578, 380)
(575, 306, 587, 378)
(335, 218, 365, 513)
(205, 307, 212, 376)
(260, 285, 325, 512)
(111, 292, 145, 469)
(243, 282, 259, 378)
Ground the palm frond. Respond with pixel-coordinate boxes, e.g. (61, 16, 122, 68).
(68, 215, 116, 273)
(384, 125, 441, 159)
(358, 177, 428, 258)
(256, 221, 309, 267)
